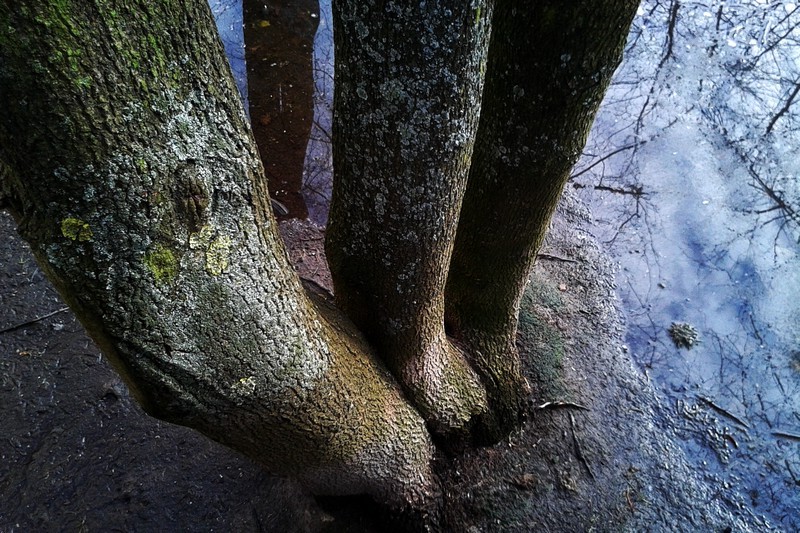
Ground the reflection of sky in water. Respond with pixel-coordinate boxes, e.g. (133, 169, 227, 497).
(302, 0, 334, 225)
(578, 1, 800, 527)
(208, 0, 248, 107)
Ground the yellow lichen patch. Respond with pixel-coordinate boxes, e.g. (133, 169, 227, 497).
(189, 225, 232, 276)
(205, 235, 232, 276)
(144, 244, 178, 283)
(189, 224, 214, 250)
(60, 217, 93, 241)
(232, 376, 257, 395)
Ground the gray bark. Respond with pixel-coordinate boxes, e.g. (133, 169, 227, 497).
(0, 0, 433, 508)
(0, 0, 642, 512)
(445, 0, 640, 438)
(327, 0, 494, 438)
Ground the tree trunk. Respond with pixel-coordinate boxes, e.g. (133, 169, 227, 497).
(327, 0, 493, 439)
(445, 0, 639, 439)
(0, 0, 433, 508)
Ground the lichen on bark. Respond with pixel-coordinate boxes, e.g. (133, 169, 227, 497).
(1, 0, 643, 514)
(144, 243, 178, 283)
(444, 0, 640, 440)
(60, 217, 93, 241)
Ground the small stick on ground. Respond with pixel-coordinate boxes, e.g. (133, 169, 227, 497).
(0, 307, 69, 335)
(536, 400, 589, 411)
(537, 252, 579, 264)
(772, 431, 800, 443)
(697, 395, 750, 429)
(569, 413, 596, 480)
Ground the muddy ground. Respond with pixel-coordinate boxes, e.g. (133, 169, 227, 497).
(0, 191, 773, 531)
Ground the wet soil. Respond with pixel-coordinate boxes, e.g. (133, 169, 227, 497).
(0, 189, 771, 531)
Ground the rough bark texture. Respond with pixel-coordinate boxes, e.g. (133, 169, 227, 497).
(445, 0, 640, 439)
(0, 0, 434, 508)
(327, 0, 493, 438)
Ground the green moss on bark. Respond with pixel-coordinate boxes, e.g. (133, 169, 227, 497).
(518, 305, 567, 401)
(60, 217, 93, 241)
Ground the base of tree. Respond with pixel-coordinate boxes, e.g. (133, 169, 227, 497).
(0, 192, 764, 531)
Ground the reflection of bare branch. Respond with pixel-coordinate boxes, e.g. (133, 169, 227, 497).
(765, 78, 800, 135)
(747, 8, 800, 70)
(601, 194, 645, 247)
(571, 141, 646, 178)
(746, 163, 800, 236)
(657, 0, 680, 70)
(581, 183, 646, 197)
(702, 98, 800, 244)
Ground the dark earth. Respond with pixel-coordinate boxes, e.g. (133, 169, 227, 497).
(0, 189, 774, 531)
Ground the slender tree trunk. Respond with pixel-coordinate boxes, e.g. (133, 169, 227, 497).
(445, 0, 640, 439)
(0, 0, 433, 508)
(327, 0, 494, 438)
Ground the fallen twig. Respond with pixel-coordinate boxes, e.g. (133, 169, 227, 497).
(571, 141, 646, 179)
(536, 401, 589, 411)
(0, 307, 69, 335)
(772, 431, 800, 442)
(537, 253, 579, 264)
(569, 413, 595, 480)
(697, 395, 750, 429)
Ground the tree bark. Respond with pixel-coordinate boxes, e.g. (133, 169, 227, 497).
(445, 0, 639, 439)
(0, 0, 433, 508)
(327, 0, 494, 439)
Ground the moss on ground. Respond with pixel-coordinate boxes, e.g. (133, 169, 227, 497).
(517, 276, 568, 400)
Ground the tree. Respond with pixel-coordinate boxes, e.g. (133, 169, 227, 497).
(0, 0, 638, 515)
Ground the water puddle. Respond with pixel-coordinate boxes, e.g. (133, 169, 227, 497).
(577, 1, 800, 528)
(301, 0, 334, 225)
(241, 0, 320, 221)
(209, 0, 248, 105)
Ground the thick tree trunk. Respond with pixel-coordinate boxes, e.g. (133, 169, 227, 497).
(445, 0, 639, 438)
(327, 0, 493, 439)
(0, 0, 433, 508)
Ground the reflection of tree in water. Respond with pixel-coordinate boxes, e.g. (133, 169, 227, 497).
(585, 0, 800, 241)
(698, 0, 800, 245)
(243, 0, 320, 220)
(575, 1, 800, 528)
